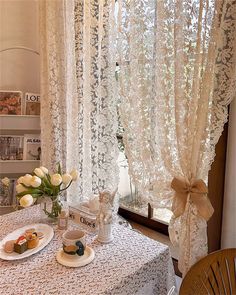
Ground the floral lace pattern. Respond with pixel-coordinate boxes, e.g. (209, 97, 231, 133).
(39, 0, 119, 203)
(118, 0, 236, 275)
(201, 0, 236, 177)
(0, 206, 176, 295)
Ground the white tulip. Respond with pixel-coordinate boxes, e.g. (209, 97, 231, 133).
(20, 194, 34, 207)
(1, 177, 10, 187)
(17, 176, 25, 184)
(70, 169, 79, 181)
(62, 174, 72, 186)
(30, 176, 41, 188)
(34, 168, 44, 178)
(51, 174, 62, 186)
(22, 174, 33, 186)
(40, 166, 49, 174)
(16, 184, 27, 194)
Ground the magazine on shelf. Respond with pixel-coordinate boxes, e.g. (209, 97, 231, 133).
(23, 134, 41, 160)
(25, 92, 40, 115)
(0, 135, 24, 160)
(0, 90, 22, 115)
(0, 178, 17, 207)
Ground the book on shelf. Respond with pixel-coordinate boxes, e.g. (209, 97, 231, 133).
(25, 92, 40, 115)
(0, 135, 24, 160)
(23, 134, 41, 160)
(0, 90, 22, 115)
(0, 178, 17, 207)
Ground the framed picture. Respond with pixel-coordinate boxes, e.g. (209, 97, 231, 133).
(0, 90, 22, 115)
(25, 92, 40, 115)
(23, 134, 41, 160)
(0, 135, 24, 160)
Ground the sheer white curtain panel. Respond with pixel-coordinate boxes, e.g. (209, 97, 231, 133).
(118, 0, 236, 275)
(39, 0, 119, 203)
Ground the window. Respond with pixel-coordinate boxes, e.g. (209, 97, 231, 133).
(117, 132, 172, 235)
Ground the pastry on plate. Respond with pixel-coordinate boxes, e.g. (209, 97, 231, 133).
(27, 233, 39, 249)
(25, 228, 36, 234)
(4, 240, 15, 253)
(14, 236, 28, 254)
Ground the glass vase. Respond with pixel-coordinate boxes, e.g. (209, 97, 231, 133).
(38, 195, 62, 224)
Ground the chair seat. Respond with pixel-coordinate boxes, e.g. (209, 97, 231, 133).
(179, 248, 236, 295)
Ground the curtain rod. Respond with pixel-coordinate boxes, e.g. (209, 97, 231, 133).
(0, 46, 39, 55)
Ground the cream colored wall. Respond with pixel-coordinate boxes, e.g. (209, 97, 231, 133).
(221, 99, 236, 248)
(0, 0, 39, 95)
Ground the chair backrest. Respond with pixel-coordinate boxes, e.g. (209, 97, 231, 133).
(179, 248, 236, 295)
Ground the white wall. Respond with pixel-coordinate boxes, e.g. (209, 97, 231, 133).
(221, 98, 236, 248)
(0, 0, 39, 95)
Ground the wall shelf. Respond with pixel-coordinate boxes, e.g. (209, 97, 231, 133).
(0, 115, 40, 132)
(0, 160, 40, 176)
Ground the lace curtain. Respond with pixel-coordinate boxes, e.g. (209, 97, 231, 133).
(118, 0, 236, 275)
(39, 0, 119, 203)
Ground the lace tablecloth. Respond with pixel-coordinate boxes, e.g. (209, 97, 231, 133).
(0, 206, 176, 295)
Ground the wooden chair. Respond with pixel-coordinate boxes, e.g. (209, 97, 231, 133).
(179, 248, 236, 295)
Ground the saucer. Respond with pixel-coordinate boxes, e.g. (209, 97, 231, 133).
(56, 246, 95, 267)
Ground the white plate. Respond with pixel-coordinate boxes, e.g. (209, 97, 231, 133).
(0, 223, 54, 260)
(56, 246, 95, 267)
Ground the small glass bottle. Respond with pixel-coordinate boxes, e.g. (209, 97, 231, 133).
(58, 197, 69, 230)
(58, 210, 68, 230)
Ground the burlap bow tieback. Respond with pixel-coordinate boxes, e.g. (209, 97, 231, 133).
(171, 177, 214, 221)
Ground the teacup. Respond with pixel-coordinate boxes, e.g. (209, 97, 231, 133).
(62, 230, 86, 256)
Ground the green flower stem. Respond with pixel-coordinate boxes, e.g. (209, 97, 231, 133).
(41, 177, 53, 190)
(60, 180, 73, 192)
(57, 162, 62, 175)
(45, 174, 51, 184)
(43, 197, 62, 219)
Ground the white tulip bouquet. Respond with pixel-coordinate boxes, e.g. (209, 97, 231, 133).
(16, 164, 78, 218)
